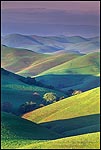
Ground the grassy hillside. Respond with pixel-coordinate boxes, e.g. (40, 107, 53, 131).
(1, 112, 100, 149)
(1, 112, 60, 149)
(21, 87, 100, 149)
(16, 52, 81, 76)
(1, 45, 49, 73)
(18, 132, 100, 149)
(61, 74, 100, 92)
(37, 52, 100, 76)
(23, 87, 100, 134)
(1, 68, 66, 109)
(1, 45, 81, 76)
(1, 87, 100, 149)
(36, 52, 100, 90)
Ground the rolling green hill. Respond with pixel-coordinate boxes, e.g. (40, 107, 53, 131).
(16, 52, 81, 76)
(23, 87, 100, 136)
(1, 45, 49, 74)
(1, 45, 82, 76)
(1, 112, 60, 149)
(1, 35, 100, 149)
(37, 52, 100, 76)
(1, 112, 100, 149)
(1, 86, 100, 149)
(18, 132, 100, 149)
(36, 52, 100, 90)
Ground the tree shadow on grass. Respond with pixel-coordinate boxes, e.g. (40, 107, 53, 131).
(39, 114, 100, 138)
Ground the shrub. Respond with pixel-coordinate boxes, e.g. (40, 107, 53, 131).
(33, 92, 40, 96)
(18, 101, 36, 114)
(39, 104, 45, 108)
(59, 96, 65, 100)
(72, 90, 82, 95)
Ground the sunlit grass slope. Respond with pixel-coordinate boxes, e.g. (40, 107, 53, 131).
(1, 112, 60, 149)
(22, 87, 100, 146)
(18, 132, 100, 149)
(16, 52, 81, 76)
(3, 44, 99, 78)
(38, 52, 100, 76)
(1, 45, 82, 76)
(23, 87, 100, 124)
(1, 45, 49, 73)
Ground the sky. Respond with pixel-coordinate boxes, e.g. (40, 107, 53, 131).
(1, 1, 100, 37)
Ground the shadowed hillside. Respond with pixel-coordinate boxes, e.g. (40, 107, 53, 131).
(36, 52, 100, 91)
(39, 114, 100, 137)
(1, 68, 66, 110)
(1, 112, 60, 149)
(36, 74, 100, 91)
(1, 112, 100, 149)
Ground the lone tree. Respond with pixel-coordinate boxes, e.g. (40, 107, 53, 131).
(43, 92, 57, 104)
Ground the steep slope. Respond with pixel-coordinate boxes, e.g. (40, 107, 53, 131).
(1, 68, 66, 109)
(23, 87, 100, 137)
(1, 112, 60, 149)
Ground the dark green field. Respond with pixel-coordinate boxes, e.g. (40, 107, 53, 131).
(1, 68, 66, 109)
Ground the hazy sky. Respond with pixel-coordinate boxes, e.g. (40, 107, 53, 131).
(1, 1, 100, 13)
(1, 1, 100, 36)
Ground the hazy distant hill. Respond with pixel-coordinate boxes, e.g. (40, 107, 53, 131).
(2, 34, 100, 54)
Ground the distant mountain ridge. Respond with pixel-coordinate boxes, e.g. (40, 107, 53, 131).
(2, 34, 100, 54)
